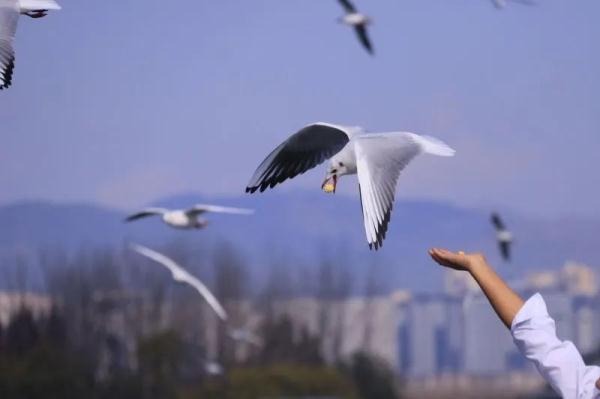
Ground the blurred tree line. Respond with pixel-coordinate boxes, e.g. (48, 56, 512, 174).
(0, 241, 401, 398)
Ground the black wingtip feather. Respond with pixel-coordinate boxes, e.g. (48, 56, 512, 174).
(366, 203, 394, 251)
(0, 57, 15, 91)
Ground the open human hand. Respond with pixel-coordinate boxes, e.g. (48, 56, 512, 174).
(428, 248, 487, 272)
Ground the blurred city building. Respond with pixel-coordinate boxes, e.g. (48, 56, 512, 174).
(2, 261, 597, 398)
(0, 291, 53, 326)
(272, 261, 600, 397)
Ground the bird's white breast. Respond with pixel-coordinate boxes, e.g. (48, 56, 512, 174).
(163, 211, 193, 228)
(342, 13, 369, 26)
(497, 230, 513, 242)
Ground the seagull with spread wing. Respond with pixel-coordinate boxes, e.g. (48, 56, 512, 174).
(246, 122, 455, 250)
(227, 327, 263, 348)
(491, 212, 513, 261)
(336, 0, 373, 55)
(204, 360, 223, 376)
(1, 0, 61, 90)
(124, 204, 253, 230)
(131, 244, 228, 321)
(132, 244, 264, 345)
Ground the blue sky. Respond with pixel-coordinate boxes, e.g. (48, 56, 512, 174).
(1, 0, 599, 217)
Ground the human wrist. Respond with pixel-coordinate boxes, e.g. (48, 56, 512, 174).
(467, 256, 489, 275)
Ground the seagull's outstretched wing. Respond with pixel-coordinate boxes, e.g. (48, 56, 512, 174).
(491, 213, 505, 231)
(131, 244, 228, 321)
(246, 123, 355, 193)
(337, 0, 356, 13)
(354, 25, 373, 55)
(0, 1, 18, 90)
(355, 133, 454, 250)
(131, 243, 181, 275)
(124, 208, 169, 222)
(186, 204, 254, 216)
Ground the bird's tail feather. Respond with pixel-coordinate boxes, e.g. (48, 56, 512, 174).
(413, 135, 455, 157)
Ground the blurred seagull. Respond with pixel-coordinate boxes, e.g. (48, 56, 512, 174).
(491, 212, 512, 261)
(227, 327, 263, 348)
(204, 360, 223, 376)
(336, 0, 373, 55)
(130, 244, 228, 321)
(124, 204, 253, 229)
(0, 0, 61, 90)
(491, 0, 536, 9)
(246, 122, 455, 250)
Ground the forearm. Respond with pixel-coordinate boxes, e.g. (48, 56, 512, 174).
(469, 261, 524, 329)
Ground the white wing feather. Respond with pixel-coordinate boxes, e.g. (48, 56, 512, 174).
(354, 132, 454, 249)
(131, 244, 228, 321)
(18, 0, 61, 11)
(186, 204, 254, 216)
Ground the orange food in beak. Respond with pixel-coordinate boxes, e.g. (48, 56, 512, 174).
(322, 175, 337, 193)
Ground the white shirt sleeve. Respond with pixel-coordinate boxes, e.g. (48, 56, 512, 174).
(511, 293, 600, 399)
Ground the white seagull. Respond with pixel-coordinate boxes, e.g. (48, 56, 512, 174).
(336, 0, 373, 55)
(0, 0, 61, 90)
(227, 327, 263, 348)
(491, 212, 512, 261)
(491, 0, 536, 9)
(204, 360, 223, 376)
(124, 204, 254, 229)
(130, 244, 228, 321)
(246, 122, 455, 250)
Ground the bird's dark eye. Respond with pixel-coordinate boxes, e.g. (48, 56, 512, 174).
(339, 162, 344, 167)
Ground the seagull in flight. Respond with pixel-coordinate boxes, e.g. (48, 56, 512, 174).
(132, 244, 264, 345)
(124, 204, 253, 230)
(227, 327, 263, 348)
(246, 122, 455, 250)
(491, 0, 536, 9)
(131, 244, 228, 320)
(336, 0, 373, 55)
(491, 212, 512, 261)
(204, 360, 223, 376)
(1, 0, 61, 90)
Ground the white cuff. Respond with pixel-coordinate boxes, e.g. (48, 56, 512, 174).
(511, 292, 547, 331)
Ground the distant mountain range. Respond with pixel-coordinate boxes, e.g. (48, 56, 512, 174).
(1, 191, 598, 292)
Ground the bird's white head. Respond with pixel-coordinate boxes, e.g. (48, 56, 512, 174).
(322, 159, 351, 194)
